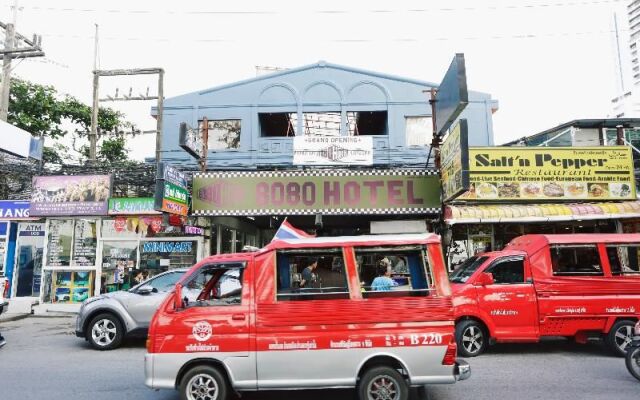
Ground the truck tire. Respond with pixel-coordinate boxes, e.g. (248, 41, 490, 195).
(456, 320, 488, 357)
(358, 366, 408, 400)
(607, 320, 636, 357)
(180, 365, 229, 400)
(86, 313, 124, 350)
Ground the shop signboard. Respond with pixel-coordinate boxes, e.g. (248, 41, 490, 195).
(440, 119, 470, 202)
(435, 53, 468, 136)
(0, 200, 33, 220)
(108, 197, 160, 215)
(463, 146, 636, 201)
(192, 169, 440, 216)
(30, 175, 112, 216)
(155, 163, 190, 216)
(293, 136, 373, 165)
(184, 225, 204, 235)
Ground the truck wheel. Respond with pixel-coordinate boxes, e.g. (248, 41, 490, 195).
(607, 320, 636, 357)
(456, 320, 488, 357)
(180, 365, 228, 400)
(358, 366, 408, 400)
(87, 313, 124, 350)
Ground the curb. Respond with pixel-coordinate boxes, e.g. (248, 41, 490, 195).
(0, 313, 30, 323)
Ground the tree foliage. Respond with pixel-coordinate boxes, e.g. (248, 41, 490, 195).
(7, 78, 137, 165)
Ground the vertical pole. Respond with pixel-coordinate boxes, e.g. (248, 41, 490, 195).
(89, 70, 99, 162)
(616, 125, 625, 146)
(200, 117, 209, 172)
(0, 23, 15, 121)
(428, 88, 441, 169)
(155, 69, 164, 170)
(89, 24, 99, 162)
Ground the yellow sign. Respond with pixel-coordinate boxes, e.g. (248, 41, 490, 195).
(440, 119, 470, 201)
(463, 146, 636, 201)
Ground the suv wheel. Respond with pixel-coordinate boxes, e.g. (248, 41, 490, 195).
(180, 365, 228, 400)
(87, 313, 124, 350)
(358, 366, 408, 400)
(607, 320, 636, 357)
(456, 320, 488, 357)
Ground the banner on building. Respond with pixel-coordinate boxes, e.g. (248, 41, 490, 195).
(463, 146, 636, 201)
(192, 169, 440, 216)
(293, 136, 373, 166)
(30, 175, 112, 216)
(155, 163, 189, 216)
(440, 119, 470, 202)
(108, 198, 160, 215)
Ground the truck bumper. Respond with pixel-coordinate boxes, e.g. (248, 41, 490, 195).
(454, 359, 471, 381)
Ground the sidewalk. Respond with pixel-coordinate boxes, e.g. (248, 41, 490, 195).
(1, 300, 80, 323)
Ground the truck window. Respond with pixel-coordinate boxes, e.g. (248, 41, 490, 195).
(182, 263, 244, 307)
(550, 245, 603, 276)
(450, 256, 488, 283)
(276, 248, 349, 301)
(354, 245, 432, 298)
(605, 245, 640, 275)
(485, 258, 525, 284)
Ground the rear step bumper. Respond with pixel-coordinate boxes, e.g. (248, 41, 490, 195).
(454, 359, 471, 381)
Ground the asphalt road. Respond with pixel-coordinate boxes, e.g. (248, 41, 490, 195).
(0, 316, 637, 400)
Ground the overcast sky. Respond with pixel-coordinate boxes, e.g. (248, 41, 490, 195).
(1, 0, 627, 160)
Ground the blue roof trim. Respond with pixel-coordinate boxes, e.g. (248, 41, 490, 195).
(195, 61, 439, 96)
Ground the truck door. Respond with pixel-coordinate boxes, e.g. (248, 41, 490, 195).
(169, 261, 254, 387)
(477, 256, 539, 339)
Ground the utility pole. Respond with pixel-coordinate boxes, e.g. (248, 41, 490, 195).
(89, 24, 99, 161)
(0, 0, 43, 121)
(156, 69, 164, 170)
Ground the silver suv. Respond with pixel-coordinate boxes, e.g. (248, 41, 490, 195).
(75, 269, 187, 350)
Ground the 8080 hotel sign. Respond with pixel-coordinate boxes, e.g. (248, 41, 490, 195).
(192, 169, 440, 216)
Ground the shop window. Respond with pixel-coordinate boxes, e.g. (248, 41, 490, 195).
(405, 116, 431, 147)
(606, 245, 640, 275)
(550, 245, 603, 276)
(485, 258, 525, 284)
(46, 270, 95, 304)
(73, 219, 97, 266)
(138, 239, 198, 273)
(47, 219, 74, 266)
(276, 249, 349, 301)
(355, 245, 432, 298)
(346, 111, 387, 136)
(101, 241, 138, 293)
(259, 113, 296, 137)
(199, 119, 241, 150)
(182, 263, 244, 306)
(220, 227, 234, 254)
(101, 218, 140, 238)
(301, 112, 341, 136)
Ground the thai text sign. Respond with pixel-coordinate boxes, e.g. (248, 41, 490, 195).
(108, 198, 160, 215)
(192, 169, 440, 216)
(293, 136, 373, 166)
(463, 146, 636, 201)
(30, 175, 112, 216)
(155, 163, 189, 216)
(440, 119, 470, 202)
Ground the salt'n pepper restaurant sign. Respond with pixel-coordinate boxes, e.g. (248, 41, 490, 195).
(192, 169, 440, 216)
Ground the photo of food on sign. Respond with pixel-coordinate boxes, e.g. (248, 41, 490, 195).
(565, 182, 587, 198)
(520, 182, 542, 198)
(542, 182, 564, 198)
(497, 183, 520, 198)
(476, 182, 498, 198)
(588, 183, 609, 198)
(610, 183, 632, 198)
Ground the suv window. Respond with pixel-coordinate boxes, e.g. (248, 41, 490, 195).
(183, 263, 244, 307)
(276, 248, 349, 301)
(485, 258, 525, 284)
(145, 272, 184, 292)
(606, 244, 640, 275)
(551, 245, 603, 276)
(355, 245, 432, 298)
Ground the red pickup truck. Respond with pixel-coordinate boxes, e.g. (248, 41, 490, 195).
(450, 234, 640, 357)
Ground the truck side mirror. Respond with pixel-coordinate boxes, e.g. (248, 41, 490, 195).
(174, 283, 184, 309)
(475, 272, 495, 286)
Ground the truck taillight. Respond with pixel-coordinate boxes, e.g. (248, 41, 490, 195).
(442, 339, 457, 366)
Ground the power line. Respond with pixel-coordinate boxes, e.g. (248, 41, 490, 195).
(0, 0, 625, 15)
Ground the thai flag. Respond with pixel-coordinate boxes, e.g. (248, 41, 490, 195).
(272, 218, 315, 240)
